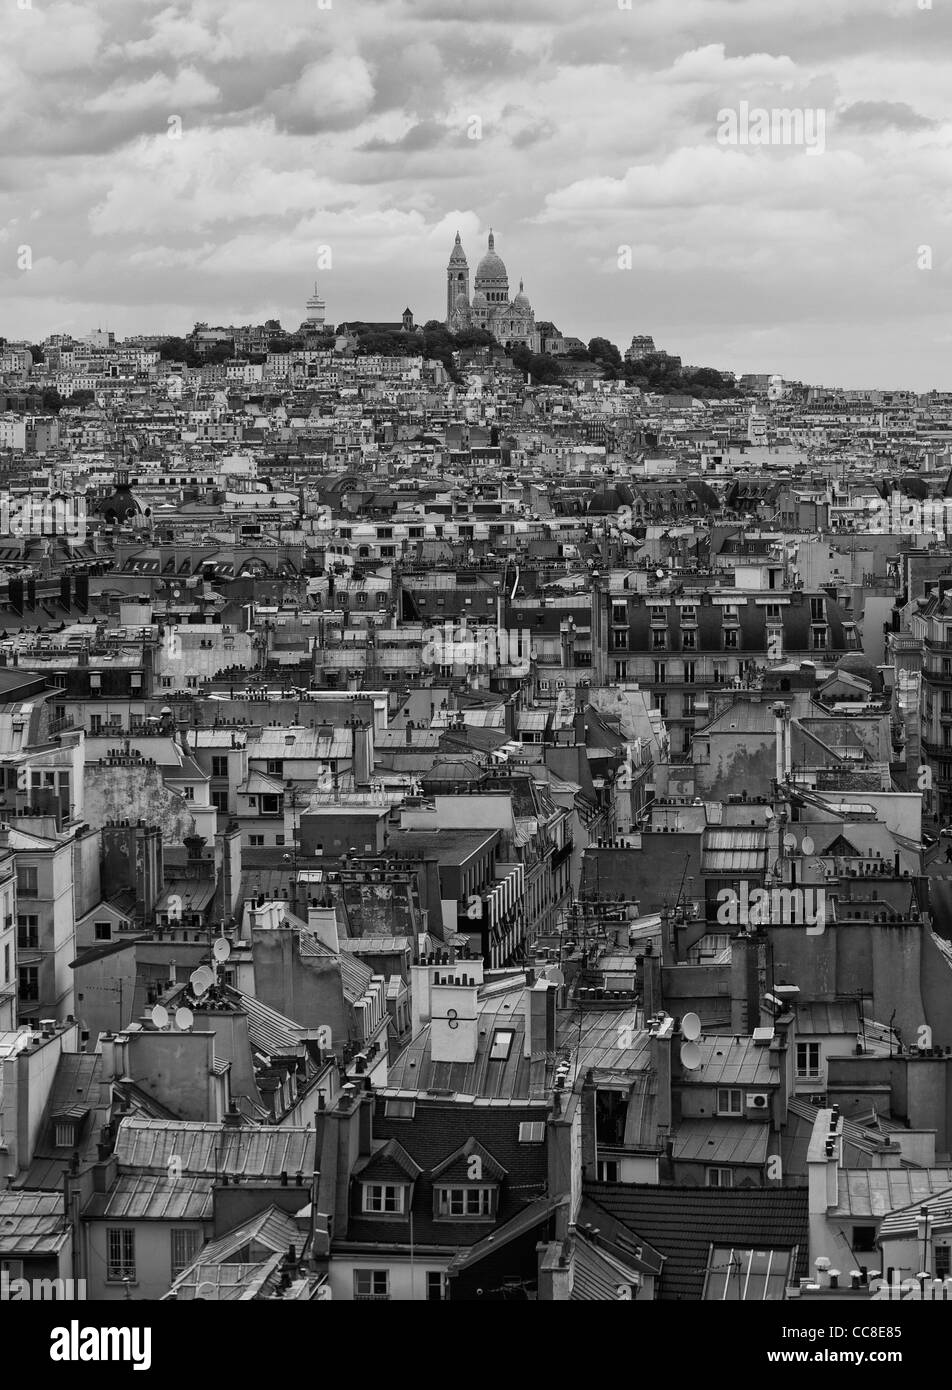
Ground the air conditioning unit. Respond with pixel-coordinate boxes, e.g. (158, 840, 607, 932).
(746, 1093, 769, 1109)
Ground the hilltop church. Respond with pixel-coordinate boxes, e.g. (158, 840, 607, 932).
(445, 229, 542, 351)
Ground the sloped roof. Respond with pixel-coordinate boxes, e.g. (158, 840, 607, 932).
(431, 1136, 507, 1183)
(83, 1174, 213, 1222)
(585, 1183, 808, 1299)
(0, 1191, 70, 1256)
(113, 1119, 317, 1178)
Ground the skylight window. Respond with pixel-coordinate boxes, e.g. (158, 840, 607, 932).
(489, 1029, 515, 1061)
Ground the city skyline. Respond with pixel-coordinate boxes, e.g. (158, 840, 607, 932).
(2, 1, 951, 389)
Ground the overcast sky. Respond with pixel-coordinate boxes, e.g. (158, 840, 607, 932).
(2, 0, 950, 388)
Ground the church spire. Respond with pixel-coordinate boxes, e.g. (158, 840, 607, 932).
(488, 227, 494, 250)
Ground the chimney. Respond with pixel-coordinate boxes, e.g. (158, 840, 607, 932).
(649, 1015, 673, 1129)
(430, 971, 479, 1064)
(523, 978, 557, 1061)
(307, 904, 339, 953)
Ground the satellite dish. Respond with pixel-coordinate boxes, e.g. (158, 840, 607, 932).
(213, 937, 231, 963)
(680, 1041, 702, 1071)
(545, 967, 565, 988)
(681, 1012, 701, 1042)
(150, 1004, 169, 1030)
(175, 1007, 194, 1032)
(190, 966, 214, 998)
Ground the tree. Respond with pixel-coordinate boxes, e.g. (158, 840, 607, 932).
(588, 336, 622, 368)
(27, 343, 45, 365)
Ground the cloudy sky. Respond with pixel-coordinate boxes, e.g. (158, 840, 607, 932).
(2, 0, 950, 387)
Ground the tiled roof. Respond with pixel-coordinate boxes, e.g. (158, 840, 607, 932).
(229, 987, 303, 1056)
(879, 1185, 952, 1237)
(584, 1183, 809, 1300)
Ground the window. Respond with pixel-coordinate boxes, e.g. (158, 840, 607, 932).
(683, 660, 695, 684)
(107, 1228, 136, 1282)
(426, 1271, 445, 1302)
(436, 1187, 495, 1219)
(17, 915, 38, 948)
(266, 760, 283, 777)
(249, 835, 264, 847)
(17, 866, 38, 898)
(182, 786, 194, 800)
(653, 661, 666, 685)
(362, 1183, 405, 1214)
(723, 629, 738, 650)
(490, 1029, 515, 1061)
(518, 1122, 545, 1143)
(260, 794, 281, 816)
(170, 1228, 202, 1281)
(652, 629, 667, 649)
(614, 661, 628, 681)
(94, 921, 111, 941)
(596, 1160, 619, 1182)
(384, 1099, 415, 1120)
(707, 1167, 734, 1188)
(796, 1042, 821, 1079)
(810, 596, 824, 622)
(704, 1247, 791, 1301)
(935, 1246, 951, 1279)
(716, 1088, 743, 1116)
(18, 966, 38, 1002)
(212, 790, 229, 815)
(212, 756, 228, 777)
(275, 835, 285, 847)
(852, 1226, 877, 1253)
(354, 1269, 389, 1300)
(811, 625, 828, 651)
(54, 1121, 77, 1148)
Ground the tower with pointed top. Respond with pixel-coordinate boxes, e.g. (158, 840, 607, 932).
(305, 281, 326, 329)
(446, 230, 470, 325)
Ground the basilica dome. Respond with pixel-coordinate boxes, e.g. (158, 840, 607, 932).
(475, 230, 508, 291)
(511, 280, 531, 314)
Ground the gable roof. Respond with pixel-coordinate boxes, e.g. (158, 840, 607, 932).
(431, 1136, 507, 1183)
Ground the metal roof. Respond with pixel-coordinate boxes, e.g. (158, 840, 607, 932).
(113, 1119, 317, 1178)
(673, 1119, 770, 1166)
(0, 1191, 70, 1256)
(84, 1174, 213, 1222)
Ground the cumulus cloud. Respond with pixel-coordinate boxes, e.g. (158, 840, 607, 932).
(1, 0, 952, 386)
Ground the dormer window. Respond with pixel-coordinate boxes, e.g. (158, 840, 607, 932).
(434, 1186, 496, 1220)
(55, 1120, 77, 1148)
(361, 1183, 406, 1215)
